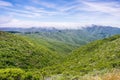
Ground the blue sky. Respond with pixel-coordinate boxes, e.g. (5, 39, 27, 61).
(0, 0, 120, 28)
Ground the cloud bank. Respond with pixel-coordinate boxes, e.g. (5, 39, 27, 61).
(0, 0, 120, 28)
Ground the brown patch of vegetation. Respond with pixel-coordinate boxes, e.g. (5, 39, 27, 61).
(101, 70, 120, 80)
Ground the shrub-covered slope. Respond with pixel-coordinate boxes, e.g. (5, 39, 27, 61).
(0, 31, 60, 69)
(43, 35, 120, 75)
(67, 35, 120, 72)
(0, 32, 120, 80)
(26, 34, 79, 54)
(23, 26, 120, 54)
(2, 26, 120, 55)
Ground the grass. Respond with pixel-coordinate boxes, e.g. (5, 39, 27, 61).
(80, 69, 120, 80)
(0, 31, 120, 80)
(102, 70, 120, 80)
(39, 35, 120, 77)
(25, 34, 78, 55)
(45, 69, 120, 80)
(0, 31, 61, 69)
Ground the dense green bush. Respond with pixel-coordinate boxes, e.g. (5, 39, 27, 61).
(0, 31, 120, 80)
(0, 68, 42, 80)
(40, 35, 120, 76)
(0, 31, 61, 69)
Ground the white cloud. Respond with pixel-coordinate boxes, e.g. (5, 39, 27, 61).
(0, 15, 12, 24)
(0, 0, 13, 7)
(0, 0, 120, 28)
(81, 1, 120, 16)
(0, 6, 43, 18)
(0, 18, 89, 29)
(24, 6, 59, 16)
(31, 0, 78, 15)
(32, 0, 56, 8)
(0, 18, 120, 29)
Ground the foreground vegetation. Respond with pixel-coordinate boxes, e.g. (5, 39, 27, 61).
(0, 31, 61, 69)
(0, 68, 120, 80)
(0, 31, 120, 80)
(40, 35, 120, 76)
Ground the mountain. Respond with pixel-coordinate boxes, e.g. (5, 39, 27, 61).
(84, 25, 120, 39)
(1, 25, 120, 55)
(24, 29, 95, 54)
(23, 25, 120, 54)
(0, 26, 120, 80)
(26, 34, 78, 54)
(1, 25, 120, 47)
(0, 31, 61, 69)
(0, 31, 120, 80)
(41, 35, 120, 78)
(67, 35, 120, 72)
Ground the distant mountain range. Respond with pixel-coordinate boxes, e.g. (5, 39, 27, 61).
(0, 25, 120, 33)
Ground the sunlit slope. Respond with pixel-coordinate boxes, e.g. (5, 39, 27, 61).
(0, 31, 60, 69)
(25, 29, 96, 45)
(68, 35, 120, 71)
(24, 26, 120, 55)
(26, 34, 79, 54)
(43, 35, 120, 75)
(24, 29, 96, 54)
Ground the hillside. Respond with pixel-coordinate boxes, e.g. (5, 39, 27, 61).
(22, 26, 120, 46)
(0, 31, 120, 80)
(84, 25, 120, 39)
(0, 31, 61, 69)
(1, 26, 120, 55)
(23, 26, 120, 54)
(67, 35, 120, 72)
(25, 34, 79, 54)
(42, 35, 120, 77)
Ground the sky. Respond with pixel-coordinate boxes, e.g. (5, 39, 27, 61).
(0, 0, 120, 28)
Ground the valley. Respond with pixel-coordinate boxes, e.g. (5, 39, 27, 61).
(0, 26, 120, 80)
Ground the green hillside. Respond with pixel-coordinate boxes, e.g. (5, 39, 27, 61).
(2, 26, 120, 55)
(42, 35, 120, 77)
(24, 29, 96, 45)
(0, 31, 61, 69)
(0, 31, 120, 80)
(67, 35, 120, 72)
(23, 26, 120, 55)
(25, 34, 79, 54)
(23, 30, 96, 54)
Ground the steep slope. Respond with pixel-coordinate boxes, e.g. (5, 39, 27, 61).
(67, 35, 120, 72)
(0, 31, 61, 69)
(42, 35, 120, 76)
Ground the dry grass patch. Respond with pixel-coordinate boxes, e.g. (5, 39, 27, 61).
(101, 69, 120, 80)
(79, 69, 120, 80)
